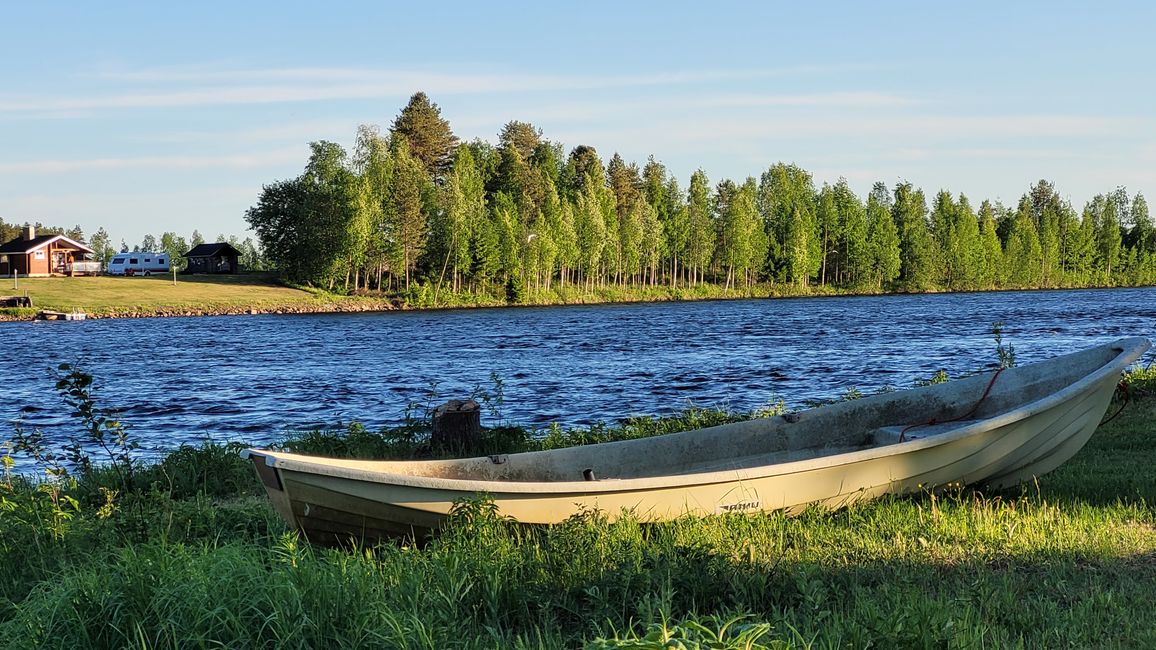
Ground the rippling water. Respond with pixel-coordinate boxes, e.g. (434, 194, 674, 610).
(3, 288, 1154, 454)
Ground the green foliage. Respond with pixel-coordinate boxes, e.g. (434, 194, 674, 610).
(6, 364, 139, 502)
(0, 366, 277, 559)
(892, 182, 937, 291)
(992, 321, 1017, 368)
(866, 187, 901, 290)
(589, 615, 778, 649)
(135, 441, 261, 501)
(0, 307, 38, 319)
(913, 369, 950, 387)
(88, 227, 116, 267)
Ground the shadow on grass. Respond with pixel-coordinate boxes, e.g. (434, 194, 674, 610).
(4, 507, 1152, 649)
(126, 271, 285, 288)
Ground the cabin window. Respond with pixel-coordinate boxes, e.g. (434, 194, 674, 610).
(113, 257, 125, 264)
(144, 258, 152, 263)
(129, 258, 139, 264)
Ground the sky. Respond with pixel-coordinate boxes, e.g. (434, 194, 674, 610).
(2, 1, 1155, 247)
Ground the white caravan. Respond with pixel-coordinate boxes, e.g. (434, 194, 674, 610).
(107, 252, 171, 276)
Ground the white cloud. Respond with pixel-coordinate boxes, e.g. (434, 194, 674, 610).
(93, 63, 857, 86)
(0, 147, 304, 173)
(1, 65, 878, 114)
(133, 120, 361, 145)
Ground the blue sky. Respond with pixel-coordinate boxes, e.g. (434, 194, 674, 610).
(2, 2, 1154, 246)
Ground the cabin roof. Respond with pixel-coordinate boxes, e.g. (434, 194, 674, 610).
(0, 234, 94, 255)
(184, 242, 241, 258)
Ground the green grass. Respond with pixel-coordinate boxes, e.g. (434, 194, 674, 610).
(0, 273, 394, 318)
(0, 378, 1154, 648)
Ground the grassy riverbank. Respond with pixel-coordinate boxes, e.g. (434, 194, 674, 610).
(0, 273, 395, 319)
(0, 273, 869, 321)
(1, 368, 1154, 648)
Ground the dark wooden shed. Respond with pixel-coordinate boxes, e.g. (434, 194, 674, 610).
(183, 242, 241, 274)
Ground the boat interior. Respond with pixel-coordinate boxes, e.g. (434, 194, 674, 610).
(318, 342, 1124, 483)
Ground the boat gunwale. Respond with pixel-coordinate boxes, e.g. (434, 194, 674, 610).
(248, 337, 1150, 495)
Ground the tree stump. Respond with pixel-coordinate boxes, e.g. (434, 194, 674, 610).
(431, 399, 482, 451)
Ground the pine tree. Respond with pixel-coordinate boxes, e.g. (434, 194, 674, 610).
(563, 145, 605, 199)
(498, 121, 542, 162)
(390, 92, 459, 180)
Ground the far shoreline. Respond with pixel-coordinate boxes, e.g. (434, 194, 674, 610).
(2, 274, 1150, 323)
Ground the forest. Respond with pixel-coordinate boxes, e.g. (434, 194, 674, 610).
(245, 92, 1155, 300)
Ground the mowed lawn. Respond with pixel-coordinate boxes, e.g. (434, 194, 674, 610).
(4, 273, 374, 316)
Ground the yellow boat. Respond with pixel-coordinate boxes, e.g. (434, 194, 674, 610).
(245, 337, 1149, 543)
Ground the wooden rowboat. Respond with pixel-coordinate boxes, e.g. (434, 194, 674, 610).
(245, 337, 1149, 543)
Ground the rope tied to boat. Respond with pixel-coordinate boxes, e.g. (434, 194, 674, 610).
(898, 368, 1005, 443)
(1099, 379, 1132, 426)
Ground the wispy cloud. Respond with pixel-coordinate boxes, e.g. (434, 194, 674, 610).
(0, 65, 878, 114)
(132, 119, 360, 145)
(557, 113, 1133, 149)
(94, 63, 862, 86)
(0, 147, 303, 173)
(451, 91, 919, 131)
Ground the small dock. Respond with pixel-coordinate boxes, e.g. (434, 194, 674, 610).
(35, 310, 86, 321)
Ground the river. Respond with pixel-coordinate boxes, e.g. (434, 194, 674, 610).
(2, 288, 1154, 455)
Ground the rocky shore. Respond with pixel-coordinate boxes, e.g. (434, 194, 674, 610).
(0, 298, 400, 321)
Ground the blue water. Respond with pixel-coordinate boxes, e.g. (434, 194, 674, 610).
(2, 288, 1154, 455)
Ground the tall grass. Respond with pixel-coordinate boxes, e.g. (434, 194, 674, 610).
(1, 485, 1152, 648)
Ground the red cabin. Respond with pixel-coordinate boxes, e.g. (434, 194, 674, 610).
(0, 225, 98, 277)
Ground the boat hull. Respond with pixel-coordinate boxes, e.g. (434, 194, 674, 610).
(246, 337, 1148, 543)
